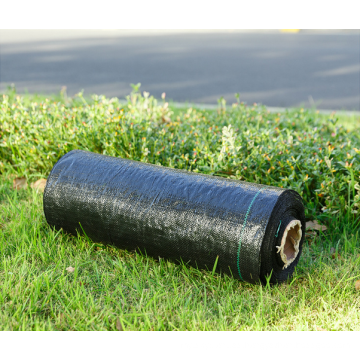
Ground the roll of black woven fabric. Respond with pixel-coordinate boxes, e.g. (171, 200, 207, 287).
(43, 150, 305, 285)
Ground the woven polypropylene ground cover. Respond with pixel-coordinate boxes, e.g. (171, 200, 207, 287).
(43, 150, 305, 285)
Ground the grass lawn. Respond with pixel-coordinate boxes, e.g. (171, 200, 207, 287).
(1, 86, 360, 330)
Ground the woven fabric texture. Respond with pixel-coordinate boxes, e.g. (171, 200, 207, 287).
(43, 150, 305, 284)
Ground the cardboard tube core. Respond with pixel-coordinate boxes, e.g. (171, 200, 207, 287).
(276, 220, 302, 269)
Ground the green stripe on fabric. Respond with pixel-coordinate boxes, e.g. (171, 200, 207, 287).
(275, 220, 282, 238)
(236, 188, 265, 281)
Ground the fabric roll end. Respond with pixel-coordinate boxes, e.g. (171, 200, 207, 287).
(276, 219, 302, 269)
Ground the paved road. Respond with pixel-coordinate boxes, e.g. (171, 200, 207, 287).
(1, 30, 359, 110)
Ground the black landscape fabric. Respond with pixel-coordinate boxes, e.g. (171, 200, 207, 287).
(43, 150, 306, 285)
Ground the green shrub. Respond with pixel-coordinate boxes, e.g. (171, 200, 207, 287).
(1, 87, 360, 220)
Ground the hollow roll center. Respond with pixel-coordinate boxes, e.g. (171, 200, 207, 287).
(276, 220, 302, 269)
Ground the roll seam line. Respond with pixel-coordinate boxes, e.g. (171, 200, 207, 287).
(275, 220, 281, 238)
(236, 187, 265, 281)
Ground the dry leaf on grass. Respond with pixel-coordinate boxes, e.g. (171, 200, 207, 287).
(330, 247, 342, 260)
(13, 177, 27, 190)
(31, 178, 47, 192)
(116, 317, 123, 331)
(355, 280, 360, 291)
(316, 327, 326, 331)
(66, 266, 75, 273)
(306, 220, 327, 232)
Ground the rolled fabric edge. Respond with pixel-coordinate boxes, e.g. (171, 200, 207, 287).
(276, 220, 302, 269)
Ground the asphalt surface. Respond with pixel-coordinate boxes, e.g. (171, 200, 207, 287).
(0, 30, 359, 111)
